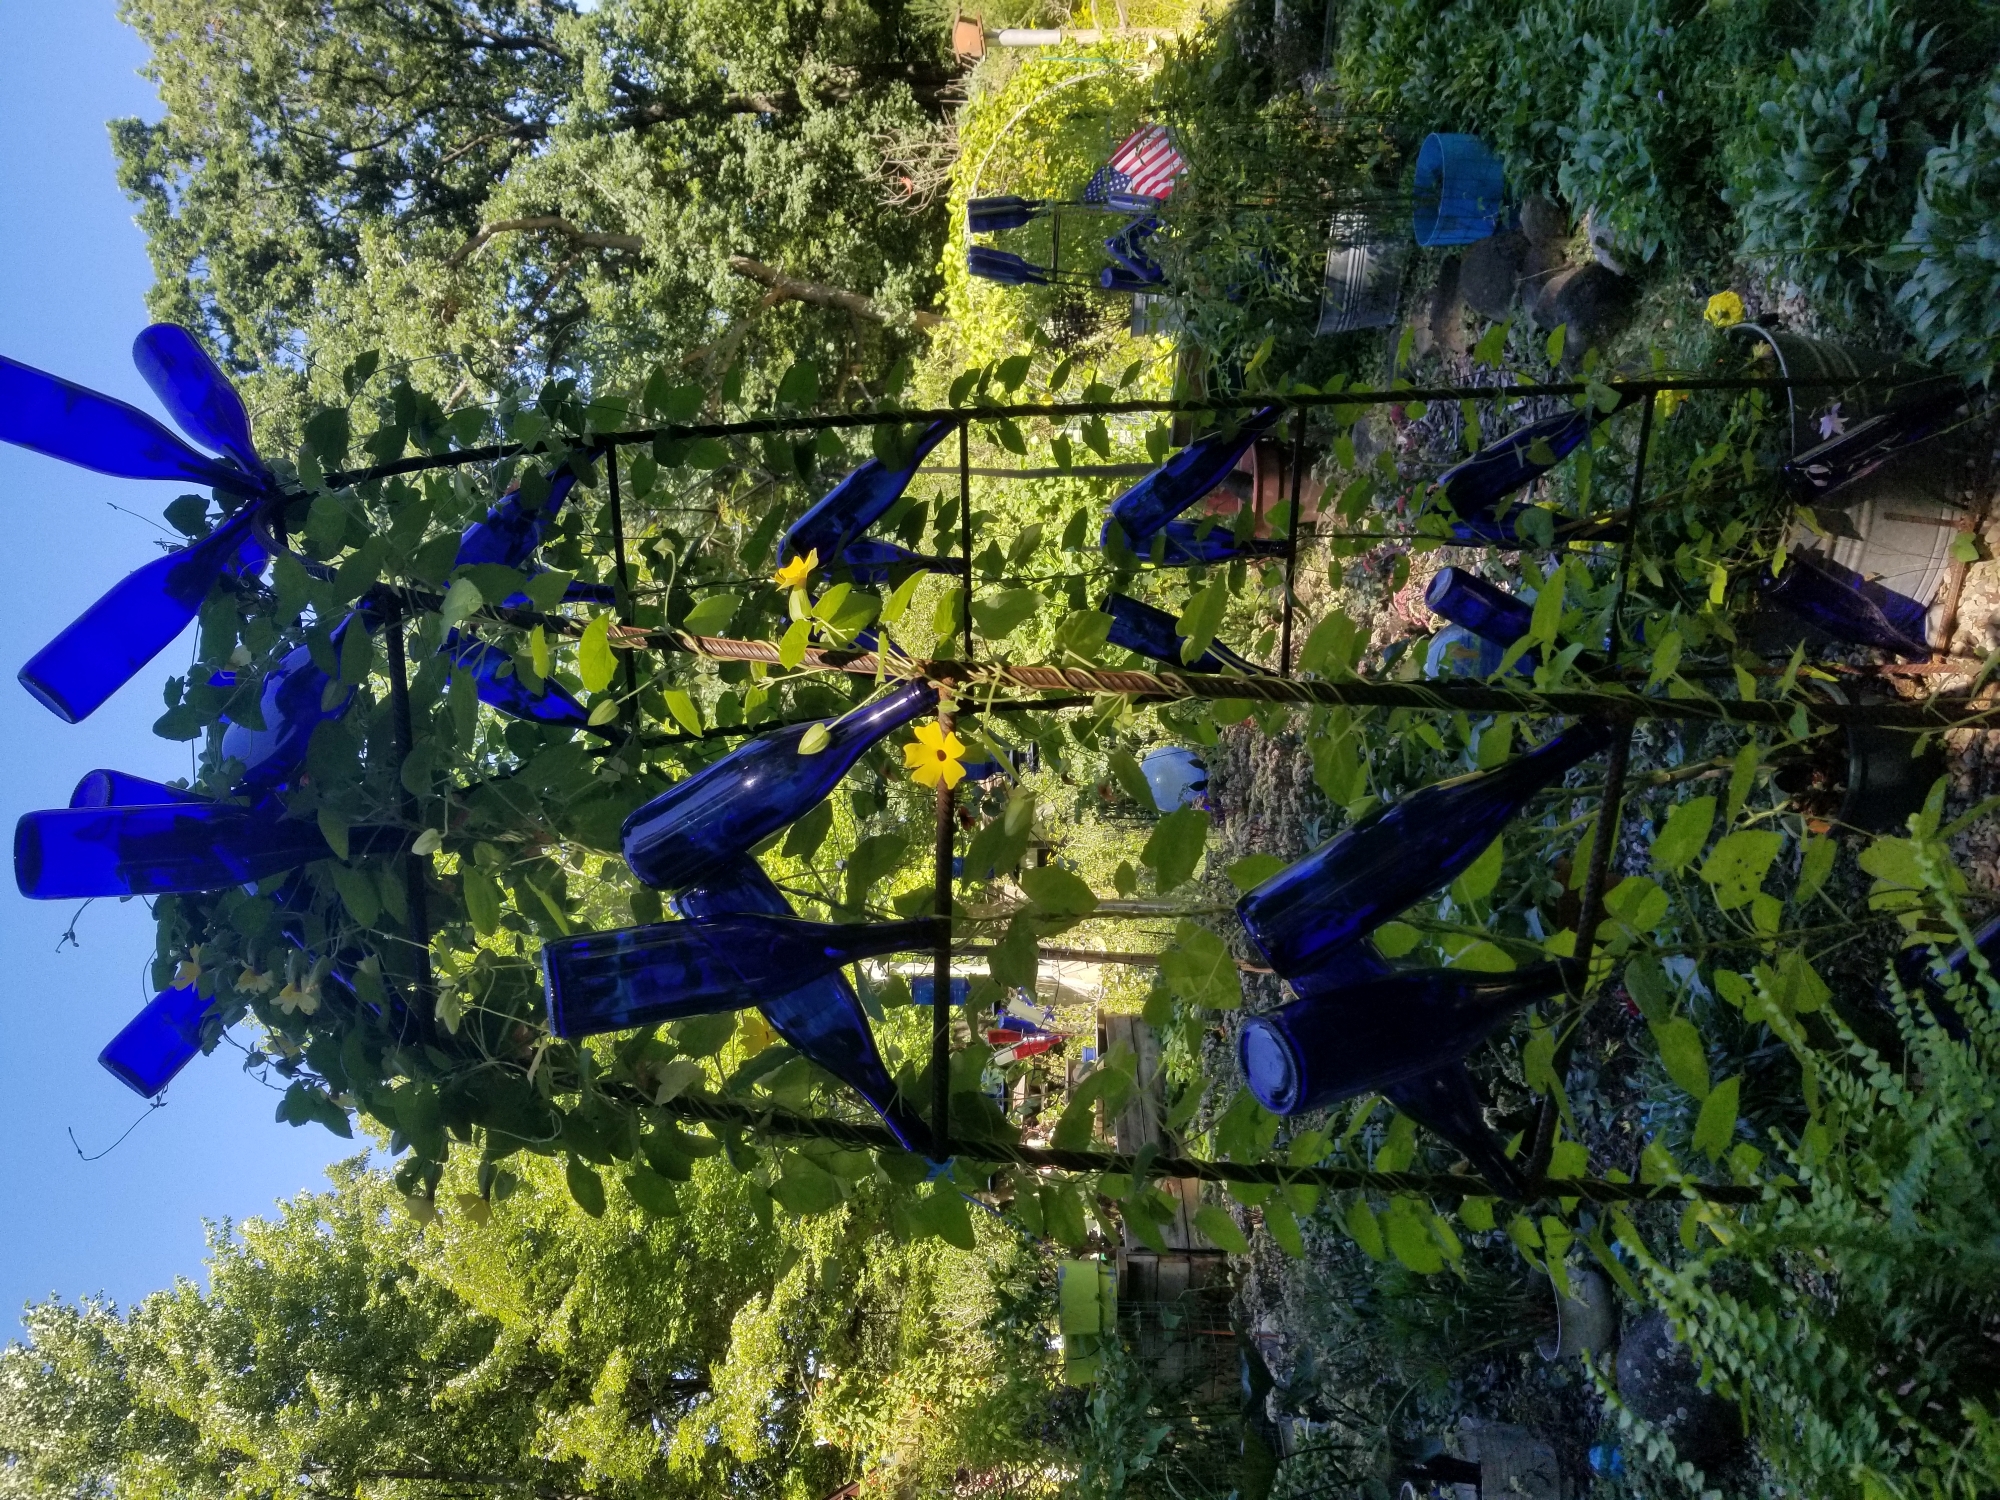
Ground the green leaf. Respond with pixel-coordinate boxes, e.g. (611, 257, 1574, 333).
(463, 870, 502, 936)
(1651, 795, 1716, 874)
(681, 593, 738, 635)
(1692, 1075, 1740, 1161)
(1158, 920, 1241, 1010)
(1450, 837, 1504, 905)
(912, 1184, 976, 1249)
(565, 1156, 607, 1218)
(663, 689, 702, 735)
(775, 360, 819, 410)
(1701, 829, 1785, 911)
(1297, 610, 1366, 677)
(439, 577, 484, 628)
(1624, 955, 1671, 1025)
(781, 800, 835, 861)
(971, 588, 1039, 640)
(1384, 1198, 1445, 1273)
(578, 615, 616, 693)
(276, 1082, 352, 1137)
(1797, 835, 1836, 902)
(988, 913, 1039, 991)
(623, 1166, 679, 1217)
(1724, 740, 1760, 826)
(880, 569, 926, 626)
(1141, 807, 1209, 892)
(1020, 865, 1097, 917)
(1603, 875, 1669, 936)
(1175, 581, 1228, 666)
(771, 1156, 845, 1215)
(777, 618, 812, 669)
(1373, 921, 1422, 958)
(1545, 324, 1567, 365)
(797, 722, 831, 755)
(1193, 1204, 1251, 1255)
(1651, 1016, 1711, 1100)
(330, 863, 381, 928)
(845, 834, 907, 909)
(1264, 1199, 1304, 1257)
(1472, 319, 1510, 367)
(1344, 1198, 1387, 1260)
(1225, 854, 1287, 892)
(1106, 749, 1155, 807)
(1053, 608, 1112, 661)
(1647, 629, 1683, 690)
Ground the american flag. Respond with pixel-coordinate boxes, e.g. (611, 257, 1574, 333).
(1083, 125, 1186, 204)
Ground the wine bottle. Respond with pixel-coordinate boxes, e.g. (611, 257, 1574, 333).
(1884, 916, 2000, 1042)
(99, 982, 211, 1097)
(1239, 961, 1577, 1108)
(1780, 383, 1965, 502)
(780, 420, 953, 567)
(19, 505, 268, 724)
(1437, 398, 1633, 527)
(14, 801, 401, 899)
(222, 621, 361, 787)
(1155, 521, 1289, 566)
(131, 323, 270, 482)
(1238, 721, 1613, 977)
(1382, 1063, 1530, 1198)
(1425, 567, 1532, 651)
(1102, 405, 1286, 547)
(542, 912, 942, 1037)
(1102, 591, 1262, 674)
(623, 680, 938, 890)
(70, 769, 206, 807)
(673, 856, 930, 1151)
(454, 469, 581, 571)
(967, 247, 1052, 286)
(967, 196, 1044, 234)
(831, 539, 956, 586)
(444, 632, 597, 731)
(1759, 549, 1930, 660)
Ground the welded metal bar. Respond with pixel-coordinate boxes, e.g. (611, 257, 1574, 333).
(382, 603, 433, 1009)
(932, 706, 956, 1152)
(325, 372, 1932, 489)
(605, 447, 641, 719)
(1279, 410, 1308, 675)
(959, 419, 974, 661)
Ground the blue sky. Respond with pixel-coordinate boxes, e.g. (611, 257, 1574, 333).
(0, 3, 355, 1329)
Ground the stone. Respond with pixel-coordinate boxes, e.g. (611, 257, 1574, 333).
(1461, 229, 1528, 321)
(1615, 1312, 1742, 1473)
(1519, 194, 1568, 247)
(1531, 263, 1636, 360)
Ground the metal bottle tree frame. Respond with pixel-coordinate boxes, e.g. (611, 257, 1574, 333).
(305, 367, 1976, 1214)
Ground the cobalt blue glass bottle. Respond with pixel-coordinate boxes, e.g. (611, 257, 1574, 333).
(130, 323, 271, 482)
(444, 633, 595, 731)
(674, 856, 930, 1151)
(967, 247, 1052, 285)
(623, 680, 938, 890)
(1240, 961, 1577, 1108)
(1884, 915, 2000, 1042)
(1103, 405, 1286, 548)
(1382, 1065, 1529, 1197)
(1238, 721, 1613, 977)
(1437, 398, 1633, 526)
(99, 983, 211, 1097)
(19, 506, 268, 724)
(1156, 521, 1289, 565)
(1425, 568, 1532, 653)
(1780, 384, 1966, 502)
(14, 802, 397, 900)
(966, 196, 1044, 233)
(455, 469, 581, 571)
(831, 539, 956, 586)
(1759, 549, 1930, 660)
(70, 769, 207, 807)
(1102, 591, 1262, 674)
(780, 420, 954, 568)
(542, 912, 942, 1037)
(222, 619, 363, 787)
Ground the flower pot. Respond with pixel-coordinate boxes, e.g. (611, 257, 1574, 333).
(1840, 722, 1945, 835)
(1412, 134, 1505, 247)
(1538, 1264, 1616, 1361)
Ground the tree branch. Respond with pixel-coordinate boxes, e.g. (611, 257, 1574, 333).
(448, 216, 645, 267)
(725, 255, 942, 329)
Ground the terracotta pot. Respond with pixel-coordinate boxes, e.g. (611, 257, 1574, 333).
(1198, 439, 1324, 535)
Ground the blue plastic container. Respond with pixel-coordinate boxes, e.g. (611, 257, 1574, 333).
(1413, 134, 1505, 247)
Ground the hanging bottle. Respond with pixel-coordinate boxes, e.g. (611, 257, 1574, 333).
(455, 468, 581, 572)
(1102, 591, 1262, 674)
(966, 196, 1045, 234)
(221, 615, 363, 787)
(444, 632, 597, 732)
(673, 856, 930, 1152)
(780, 420, 954, 567)
(1425, 567, 1532, 651)
(1758, 549, 1930, 660)
(1379, 1063, 1530, 1198)
(1780, 381, 1966, 502)
(14, 801, 400, 900)
(99, 983, 211, 1097)
(1156, 521, 1289, 566)
(1102, 405, 1286, 548)
(19, 505, 268, 724)
(967, 247, 1052, 286)
(1436, 397, 1633, 531)
(69, 769, 206, 807)
(1239, 960, 1578, 1109)
(1883, 916, 2000, 1042)
(542, 912, 942, 1038)
(623, 681, 938, 890)
(830, 539, 957, 586)
(1238, 721, 1613, 977)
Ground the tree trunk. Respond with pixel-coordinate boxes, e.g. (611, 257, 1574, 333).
(726, 256, 942, 329)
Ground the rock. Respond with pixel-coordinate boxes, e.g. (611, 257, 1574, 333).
(1531, 263, 1636, 360)
(1582, 205, 1628, 273)
(1517, 237, 1570, 312)
(1520, 194, 1568, 247)
(1462, 229, 1528, 321)
(1615, 1312, 1742, 1473)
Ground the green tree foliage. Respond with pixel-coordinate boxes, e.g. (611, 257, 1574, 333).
(112, 0, 956, 424)
(0, 1154, 1052, 1499)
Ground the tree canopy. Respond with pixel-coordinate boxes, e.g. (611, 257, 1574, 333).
(113, 0, 956, 429)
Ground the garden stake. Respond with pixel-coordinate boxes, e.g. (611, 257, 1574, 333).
(959, 418, 974, 660)
(1280, 408, 1307, 675)
(1608, 383, 1657, 653)
(932, 702, 956, 1151)
(382, 598, 434, 1016)
(605, 446, 642, 719)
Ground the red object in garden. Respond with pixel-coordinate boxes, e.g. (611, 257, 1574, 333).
(1084, 125, 1187, 204)
(1199, 440, 1324, 537)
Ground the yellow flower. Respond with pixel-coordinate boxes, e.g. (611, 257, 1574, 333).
(773, 548, 818, 590)
(173, 947, 202, 989)
(1703, 290, 1746, 329)
(903, 720, 968, 790)
(236, 968, 275, 995)
(1654, 387, 1690, 421)
(275, 980, 320, 1017)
